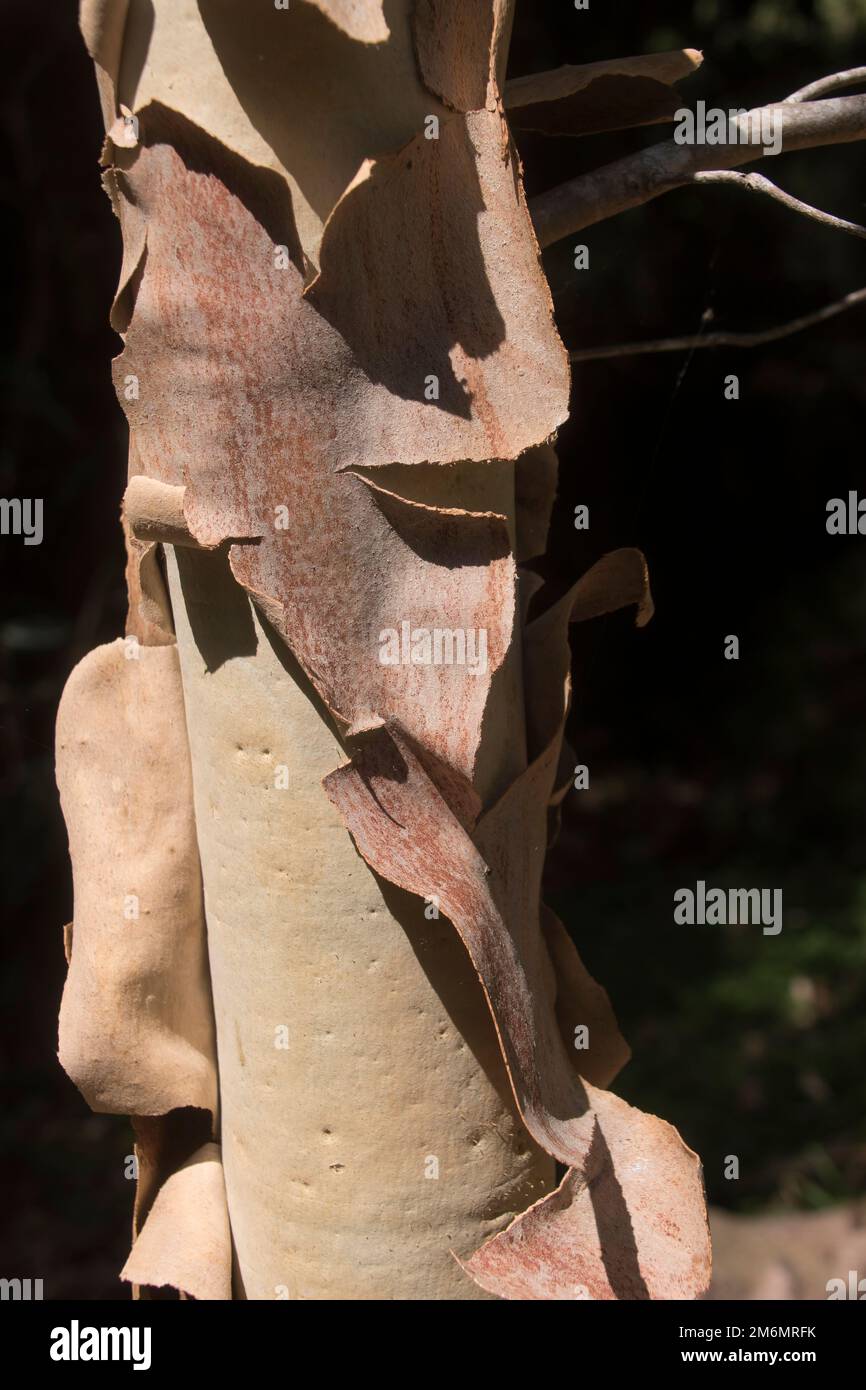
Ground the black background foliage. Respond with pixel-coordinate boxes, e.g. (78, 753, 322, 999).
(1, 0, 864, 1295)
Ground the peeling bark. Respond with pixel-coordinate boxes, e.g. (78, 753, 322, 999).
(57, 0, 712, 1299)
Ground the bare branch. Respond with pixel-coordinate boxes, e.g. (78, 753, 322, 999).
(694, 169, 866, 239)
(568, 288, 866, 362)
(786, 67, 866, 103)
(529, 93, 866, 247)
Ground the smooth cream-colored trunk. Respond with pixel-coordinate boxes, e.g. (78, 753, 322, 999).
(67, 0, 721, 1305)
(166, 544, 553, 1300)
(100, 0, 554, 1300)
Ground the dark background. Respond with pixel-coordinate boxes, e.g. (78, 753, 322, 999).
(1, 0, 864, 1296)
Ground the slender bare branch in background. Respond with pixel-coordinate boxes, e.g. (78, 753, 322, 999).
(568, 287, 866, 362)
(529, 89, 866, 247)
(694, 170, 866, 239)
(785, 67, 866, 102)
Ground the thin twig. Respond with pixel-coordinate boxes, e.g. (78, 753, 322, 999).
(529, 91, 866, 246)
(694, 170, 866, 238)
(786, 67, 866, 103)
(568, 288, 866, 362)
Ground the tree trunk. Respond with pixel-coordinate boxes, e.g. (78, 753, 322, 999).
(166, 543, 552, 1299)
(57, 0, 712, 1300)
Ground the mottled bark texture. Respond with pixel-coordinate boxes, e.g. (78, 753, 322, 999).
(56, 0, 711, 1298)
